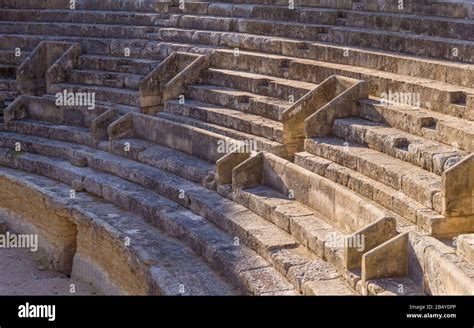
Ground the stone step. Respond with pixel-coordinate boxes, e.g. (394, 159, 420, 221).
(0, 9, 170, 26)
(0, 64, 16, 79)
(0, 126, 286, 254)
(181, 1, 336, 23)
(15, 95, 113, 127)
(113, 138, 216, 188)
(0, 33, 174, 60)
(79, 146, 302, 280)
(0, 21, 160, 39)
(0, 79, 16, 92)
(330, 118, 468, 175)
(457, 234, 474, 265)
(236, 152, 403, 233)
(0, 88, 16, 97)
(2, 128, 214, 192)
(12, 137, 355, 295)
(206, 49, 473, 118)
(230, 184, 404, 295)
(0, 33, 153, 57)
(164, 99, 284, 143)
(186, 84, 288, 122)
(0, 49, 29, 65)
(156, 112, 289, 158)
(230, 152, 423, 291)
(196, 0, 474, 20)
(5, 119, 94, 146)
(41, 93, 139, 116)
(365, 277, 425, 296)
(358, 98, 474, 153)
(159, 28, 474, 88)
(178, 2, 474, 41)
(77, 55, 161, 75)
(4, 118, 214, 191)
(232, 184, 347, 258)
(208, 48, 315, 81)
(66, 69, 144, 90)
(0, 92, 14, 127)
(0, 134, 333, 295)
(294, 151, 444, 233)
(0, 139, 295, 296)
(112, 113, 236, 164)
(173, 14, 474, 62)
(171, 44, 474, 118)
(305, 136, 443, 212)
(49, 83, 140, 107)
(0, 0, 171, 12)
(0, 148, 289, 295)
(340, 10, 474, 41)
(0, 165, 237, 295)
(201, 68, 315, 101)
(0, 34, 41, 50)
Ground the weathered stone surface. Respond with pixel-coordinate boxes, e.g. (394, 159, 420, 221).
(0, 216, 6, 234)
(362, 233, 409, 283)
(457, 234, 474, 265)
(0, 167, 239, 295)
(1, 0, 474, 296)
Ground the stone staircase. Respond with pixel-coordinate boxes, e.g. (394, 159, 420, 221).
(0, 0, 177, 118)
(161, 64, 316, 158)
(0, 0, 473, 295)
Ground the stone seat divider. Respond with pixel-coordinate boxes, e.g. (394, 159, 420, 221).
(216, 75, 367, 185)
(17, 41, 79, 96)
(231, 151, 398, 273)
(229, 151, 474, 295)
(139, 51, 210, 115)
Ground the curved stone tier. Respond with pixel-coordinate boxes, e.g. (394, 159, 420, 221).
(0, 0, 473, 295)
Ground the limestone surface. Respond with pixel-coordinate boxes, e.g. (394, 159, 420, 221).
(0, 0, 473, 295)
